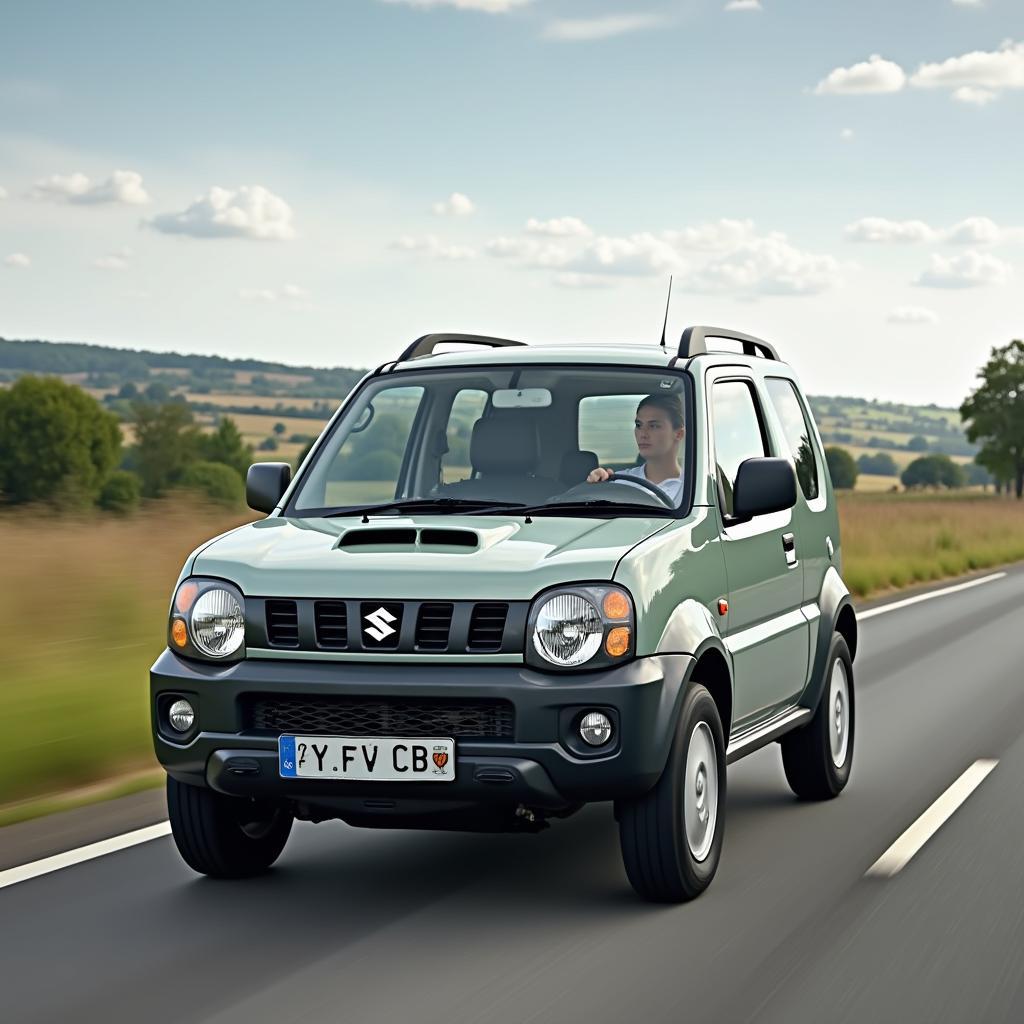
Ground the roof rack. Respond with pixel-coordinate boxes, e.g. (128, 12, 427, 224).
(675, 326, 779, 363)
(395, 332, 527, 364)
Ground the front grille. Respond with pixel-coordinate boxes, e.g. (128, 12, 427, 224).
(415, 602, 454, 650)
(244, 695, 515, 739)
(265, 600, 299, 647)
(314, 601, 348, 649)
(467, 603, 508, 651)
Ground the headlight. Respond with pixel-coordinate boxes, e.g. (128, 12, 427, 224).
(169, 578, 246, 661)
(528, 584, 634, 670)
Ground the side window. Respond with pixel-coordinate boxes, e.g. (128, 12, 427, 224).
(313, 386, 424, 508)
(711, 380, 768, 517)
(765, 378, 820, 501)
(578, 394, 647, 469)
(441, 389, 488, 483)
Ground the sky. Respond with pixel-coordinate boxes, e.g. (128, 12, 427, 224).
(1, 0, 1022, 406)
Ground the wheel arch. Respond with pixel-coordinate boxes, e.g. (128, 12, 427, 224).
(802, 566, 857, 712)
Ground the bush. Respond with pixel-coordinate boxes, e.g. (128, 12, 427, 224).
(258, 436, 279, 451)
(825, 446, 858, 490)
(178, 461, 244, 506)
(901, 454, 965, 490)
(98, 471, 142, 514)
(0, 376, 121, 506)
(857, 452, 898, 476)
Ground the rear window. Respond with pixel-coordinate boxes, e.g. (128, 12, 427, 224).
(765, 378, 820, 501)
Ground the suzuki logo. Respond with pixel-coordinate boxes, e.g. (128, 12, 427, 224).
(364, 606, 398, 642)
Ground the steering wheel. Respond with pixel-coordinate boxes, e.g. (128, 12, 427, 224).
(604, 471, 675, 508)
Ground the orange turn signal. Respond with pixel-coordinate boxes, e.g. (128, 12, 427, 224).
(602, 591, 630, 620)
(175, 581, 200, 614)
(171, 619, 188, 648)
(606, 626, 630, 657)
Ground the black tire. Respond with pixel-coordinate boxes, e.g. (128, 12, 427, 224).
(167, 777, 293, 879)
(617, 683, 727, 903)
(781, 633, 855, 800)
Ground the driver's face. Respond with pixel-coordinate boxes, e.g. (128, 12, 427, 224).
(634, 405, 684, 459)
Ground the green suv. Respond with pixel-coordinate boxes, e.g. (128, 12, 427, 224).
(152, 328, 857, 902)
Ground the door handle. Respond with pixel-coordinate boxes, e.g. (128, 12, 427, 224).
(782, 533, 798, 568)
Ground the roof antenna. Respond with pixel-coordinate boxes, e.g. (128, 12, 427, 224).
(658, 275, 673, 351)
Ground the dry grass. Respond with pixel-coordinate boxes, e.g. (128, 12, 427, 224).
(0, 501, 251, 806)
(839, 491, 1024, 596)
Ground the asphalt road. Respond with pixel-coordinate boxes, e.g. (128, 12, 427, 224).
(4, 567, 1024, 1024)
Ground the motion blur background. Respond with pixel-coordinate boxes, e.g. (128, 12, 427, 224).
(1, 0, 1022, 821)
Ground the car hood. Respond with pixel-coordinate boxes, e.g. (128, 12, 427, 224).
(191, 514, 673, 601)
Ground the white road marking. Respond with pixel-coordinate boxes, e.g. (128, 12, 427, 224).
(866, 759, 998, 878)
(0, 821, 171, 891)
(858, 572, 1006, 620)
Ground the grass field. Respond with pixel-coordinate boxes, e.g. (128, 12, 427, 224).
(2, 492, 1023, 814)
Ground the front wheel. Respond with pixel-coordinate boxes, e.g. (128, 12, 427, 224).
(781, 633, 855, 800)
(167, 777, 293, 878)
(617, 683, 727, 902)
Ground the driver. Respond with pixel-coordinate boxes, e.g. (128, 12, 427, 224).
(586, 393, 684, 504)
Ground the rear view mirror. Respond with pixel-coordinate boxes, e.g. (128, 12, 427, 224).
(732, 457, 796, 521)
(247, 462, 292, 514)
(492, 388, 552, 409)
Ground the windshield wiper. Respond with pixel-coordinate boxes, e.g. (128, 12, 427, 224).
(324, 497, 527, 518)
(500, 499, 672, 517)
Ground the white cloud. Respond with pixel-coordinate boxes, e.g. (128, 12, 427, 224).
(553, 273, 616, 289)
(910, 40, 1024, 101)
(392, 235, 477, 260)
(524, 216, 592, 237)
(840, 128, 855, 141)
(845, 215, 1020, 245)
(239, 284, 311, 304)
(0, 185, 7, 200)
(564, 232, 688, 277)
(944, 216, 1002, 244)
(432, 191, 476, 216)
(888, 305, 940, 325)
(724, 0, 762, 11)
(953, 85, 998, 105)
(915, 249, 1013, 288)
(814, 54, 907, 95)
(30, 169, 150, 205)
(4, 252, 31, 269)
(845, 217, 938, 243)
(485, 236, 569, 269)
(543, 14, 665, 41)
(379, 0, 531, 11)
(952, 0, 984, 6)
(148, 185, 296, 241)
(685, 236, 843, 295)
(93, 248, 132, 271)
(664, 218, 758, 251)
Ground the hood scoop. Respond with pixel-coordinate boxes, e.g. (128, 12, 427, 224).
(338, 527, 479, 551)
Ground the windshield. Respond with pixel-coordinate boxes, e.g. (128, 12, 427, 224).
(288, 365, 693, 517)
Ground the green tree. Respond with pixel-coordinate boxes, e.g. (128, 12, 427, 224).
(824, 446, 858, 490)
(143, 380, 172, 404)
(98, 470, 141, 513)
(258, 436, 279, 451)
(857, 452, 898, 476)
(961, 340, 1024, 498)
(906, 435, 930, 452)
(963, 461, 993, 488)
(178, 460, 244, 506)
(901, 454, 965, 490)
(198, 416, 252, 478)
(273, 421, 286, 436)
(131, 400, 200, 497)
(0, 376, 121, 505)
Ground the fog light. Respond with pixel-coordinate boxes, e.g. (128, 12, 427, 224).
(579, 711, 613, 747)
(168, 699, 195, 733)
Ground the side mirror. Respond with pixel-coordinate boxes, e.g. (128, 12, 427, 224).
(246, 462, 292, 514)
(732, 457, 796, 521)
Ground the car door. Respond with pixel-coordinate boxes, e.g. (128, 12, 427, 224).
(708, 370, 809, 725)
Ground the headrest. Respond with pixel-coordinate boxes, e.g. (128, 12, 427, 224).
(471, 416, 538, 475)
(560, 449, 599, 484)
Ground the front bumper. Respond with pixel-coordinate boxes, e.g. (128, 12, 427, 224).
(150, 650, 693, 817)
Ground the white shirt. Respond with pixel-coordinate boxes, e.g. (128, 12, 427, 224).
(617, 464, 684, 505)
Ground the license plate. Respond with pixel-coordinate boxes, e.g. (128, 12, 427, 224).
(278, 735, 455, 782)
